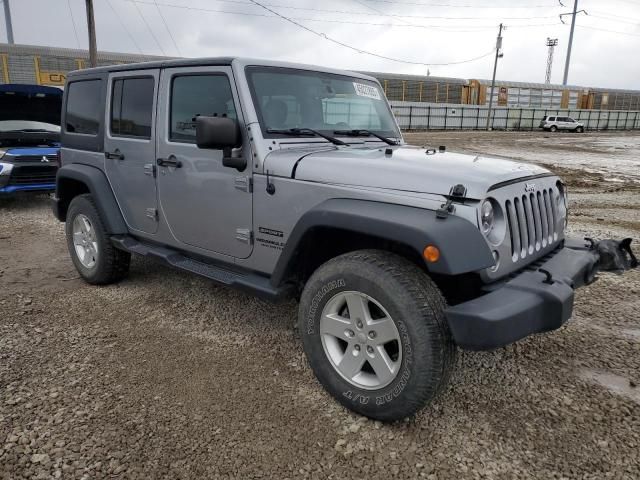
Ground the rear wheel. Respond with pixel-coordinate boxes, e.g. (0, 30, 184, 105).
(298, 250, 456, 421)
(550, 125, 558, 132)
(65, 194, 130, 285)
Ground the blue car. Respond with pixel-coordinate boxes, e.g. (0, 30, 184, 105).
(0, 84, 62, 194)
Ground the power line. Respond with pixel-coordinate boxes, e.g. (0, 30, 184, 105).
(122, 0, 561, 31)
(603, 0, 640, 5)
(152, 0, 182, 56)
(351, 0, 419, 28)
(247, 0, 496, 66)
(590, 12, 640, 26)
(290, 16, 558, 31)
(127, 0, 560, 21)
(67, 0, 82, 48)
(356, 0, 559, 7)
(105, 0, 143, 53)
(576, 23, 640, 37)
(131, 0, 167, 55)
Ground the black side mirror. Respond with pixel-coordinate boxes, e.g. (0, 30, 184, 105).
(195, 116, 246, 171)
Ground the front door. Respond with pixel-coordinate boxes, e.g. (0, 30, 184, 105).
(558, 117, 571, 130)
(104, 70, 160, 234)
(156, 66, 253, 258)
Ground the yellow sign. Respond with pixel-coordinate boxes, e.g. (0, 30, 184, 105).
(33, 56, 67, 86)
(1, 54, 9, 83)
(38, 71, 67, 86)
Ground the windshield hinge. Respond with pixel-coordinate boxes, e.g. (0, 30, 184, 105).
(436, 184, 467, 219)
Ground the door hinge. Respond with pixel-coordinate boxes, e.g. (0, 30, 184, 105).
(144, 163, 157, 178)
(235, 228, 252, 244)
(234, 176, 253, 193)
(146, 208, 158, 221)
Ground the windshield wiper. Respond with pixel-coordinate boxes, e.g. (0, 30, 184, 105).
(333, 129, 398, 146)
(266, 128, 347, 146)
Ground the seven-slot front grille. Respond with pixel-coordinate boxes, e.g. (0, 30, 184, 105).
(505, 188, 559, 262)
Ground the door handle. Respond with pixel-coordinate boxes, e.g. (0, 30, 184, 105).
(157, 156, 182, 168)
(105, 149, 125, 160)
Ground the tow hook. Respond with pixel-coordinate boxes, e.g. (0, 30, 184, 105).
(538, 268, 554, 285)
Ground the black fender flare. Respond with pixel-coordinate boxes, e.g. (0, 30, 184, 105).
(53, 163, 127, 234)
(270, 198, 494, 286)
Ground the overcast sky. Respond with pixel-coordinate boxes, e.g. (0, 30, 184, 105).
(2, 0, 639, 89)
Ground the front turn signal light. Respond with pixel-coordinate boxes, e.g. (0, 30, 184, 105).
(423, 245, 440, 263)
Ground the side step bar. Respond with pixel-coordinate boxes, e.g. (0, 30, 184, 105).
(111, 235, 292, 302)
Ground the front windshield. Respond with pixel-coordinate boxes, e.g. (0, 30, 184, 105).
(246, 66, 399, 138)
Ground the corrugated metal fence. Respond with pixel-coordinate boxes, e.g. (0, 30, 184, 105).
(390, 101, 640, 131)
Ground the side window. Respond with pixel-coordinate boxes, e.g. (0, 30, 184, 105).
(110, 77, 154, 138)
(170, 74, 237, 143)
(548, 117, 556, 122)
(65, 79, 102, 135)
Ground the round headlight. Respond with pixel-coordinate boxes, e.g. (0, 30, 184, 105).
(480, 200, 494, 234)
(556, 181, 568, 221)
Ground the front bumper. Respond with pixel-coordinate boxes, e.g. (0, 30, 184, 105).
(445, 238, 632, 350)
(0, 161, 57, 194)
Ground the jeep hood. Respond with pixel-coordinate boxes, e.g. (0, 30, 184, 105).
(264, 145, 553, 199)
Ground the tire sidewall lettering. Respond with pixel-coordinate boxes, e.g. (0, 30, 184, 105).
(307, 274, 415, 407)
(306, 278, 345, 335)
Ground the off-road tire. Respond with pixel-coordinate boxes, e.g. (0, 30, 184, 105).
(65, 194, 130, 285)
(550, 125, 558, 132)
(298, 250, 456, 421)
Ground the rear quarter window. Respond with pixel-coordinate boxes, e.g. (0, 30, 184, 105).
(65, 79, 102, 135)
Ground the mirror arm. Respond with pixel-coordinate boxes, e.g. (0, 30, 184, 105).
(222, 147, 247, 171)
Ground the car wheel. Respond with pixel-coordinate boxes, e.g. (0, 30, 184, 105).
(65, 193, 130, 285)
(550, 125, 558, 132)
(576, 126, 584, 133)
(299, 250, 456, 421)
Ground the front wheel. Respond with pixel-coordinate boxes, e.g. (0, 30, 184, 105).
(576, 126, 584, 133)
(65, 194, 130, 285)
(298, 250, 456, 421)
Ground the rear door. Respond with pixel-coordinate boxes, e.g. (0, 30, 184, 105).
(155, 66, 253, 258)
(104, 70, 160, 234)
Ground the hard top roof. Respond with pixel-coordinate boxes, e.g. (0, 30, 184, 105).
(66, 57, 378, 83)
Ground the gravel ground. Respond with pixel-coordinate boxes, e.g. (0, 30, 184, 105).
(1, 131, 639, 479)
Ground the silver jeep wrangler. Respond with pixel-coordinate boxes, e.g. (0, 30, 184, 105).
(53, 58, 637, 421)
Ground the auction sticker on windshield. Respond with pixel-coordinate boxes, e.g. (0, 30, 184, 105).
(353, 82, 381, 100)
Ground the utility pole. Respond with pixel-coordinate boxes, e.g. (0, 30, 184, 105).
(2, 0, 14, 44)
(560, 0, 587, 85)
(485, 23, 504, 131)
(545, 38, 558, 84)
(85, 0, 98, 67)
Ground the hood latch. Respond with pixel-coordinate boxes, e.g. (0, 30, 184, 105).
(437, 184, 467, 219)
